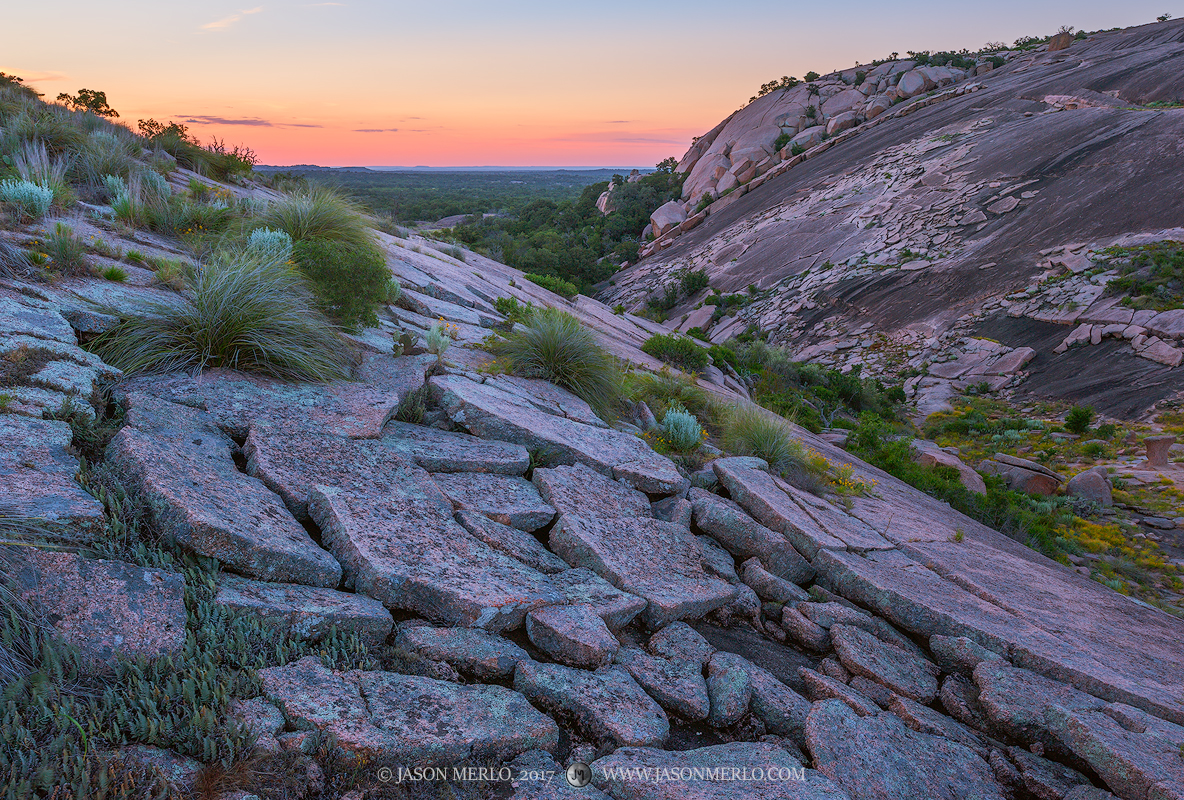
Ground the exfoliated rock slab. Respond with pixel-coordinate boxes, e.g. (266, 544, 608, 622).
(974, 660, 1106, 753)
(1006, 746, 1093, 800)
(119, 353, 429, 439)
(614, 646, 710, 721)
(550, 514, 735, 628)
(6, 548, 185, 663)
(379, 421, 529, 475)
(548, 568, 647, 630)
(456, 510, 570, 574)
(484, 374, 608, 428)
(107, 394, 342, 588)
(1048, 706, 1184, 800)
(432, 374, 683, 492)
(799, 668, 880, 717)
(0, 296, 76, 342)
(930, 634, 1004, 675)
(514, 661, 668, 748)
(0, 415, 106, 539)
(394, 621, 531, 679)
(646, 621, 715, 667)
(214, 573, 392, 646)
(690, 489, 812, 582)
(888, 693, 989, 757)
(741, 658, 813, 741)
(432, 472, 555, 531)
(740, 557, 808, 603)
(942, 674, 991, 732)
(706, 651, 752, 727)
(533, 463, 651, 521)
(713, 459, 891, 557)
(797, 600, 923, 657)
(309, 455, 563, 631)
(243, 422, 372, 520)
(806, 699, 1008, 800)
(830, 624, 938, 703)
(697, 535, 739, 583)
(591, 742, 849, 800)
(527, 604, 619, 669)
(260, 656, 558, 762)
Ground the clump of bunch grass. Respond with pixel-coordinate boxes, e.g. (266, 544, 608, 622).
(496, 306, 623, 419)
(625, 369, 721, 427)
(101, 264, 127, 282)
(92, 249, 355, 381)
(642, 333, 710, 372)
(723, 404, 829, 494)
(0, 241, 35, 279)
(0, 178, 53, 221)
(12, 140, 72, 206)
(70, 128, 140, 186)
(43, 222, 91, 275)
(258, 186, 375, 251)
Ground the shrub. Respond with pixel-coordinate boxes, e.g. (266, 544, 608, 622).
(92, 249, 354, 381)
(790, 142, 806, 156)
(495, 295, 534, 324)
(642, 333, 710, 372)
(1096, 422, 1118, 439)
(724, 404, 828, 493)
(290, 237, 392, 329)
(1065, 405, 1095, 434)
(425, 321, 453, 364)
(804, 71, 821, 81)
(662, 403, 706, 451)
(246, 227, 293, 262)
(43, 222, 91, 275)
(524, 272, 578, 299)
(686, 326, 709, 341)
(259, 186, 374, 251)
(773, 132, 792, 152)
(0, 179, 53, 221)
(496, 307, 623, 419)
(680, 268, 709, 295)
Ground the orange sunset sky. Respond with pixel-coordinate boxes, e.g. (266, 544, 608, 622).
(3, 1, 1176, 167)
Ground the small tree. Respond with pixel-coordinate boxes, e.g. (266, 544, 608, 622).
(1158, 12, 1172, 22)
(655, 157, 678, 174)
(1065, 405, 1095, 434)
(56, 88, 119, 117)
(804, 71, 820, 81)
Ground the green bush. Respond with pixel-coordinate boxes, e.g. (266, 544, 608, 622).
(641, 333, 710, 372)
(0, 179, 53, 221)
(495, 295, 534, 324)
(496, 307, 622, 419)
(524, 272, 578, 299)
(680, 269, 709, 295)
(291, 237, 392, 329)
(101, 265, 127, 281)
(773, 132, 792, 152)
(93, 249, 354, 381)
(1065, 405, 1095, 434)
(804, 71, 820, 81)
(259, 186, 375, 252)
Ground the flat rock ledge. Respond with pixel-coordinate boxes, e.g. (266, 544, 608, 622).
(259, 656, 558, 763)
(214, 574, 393, 646)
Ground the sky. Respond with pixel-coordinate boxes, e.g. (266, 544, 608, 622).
(2, 1, 1178, 167)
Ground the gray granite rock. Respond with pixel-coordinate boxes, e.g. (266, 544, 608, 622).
(831, 624, 939, 703)
(690, 489, 812, 583)
(696, 535, 739, 583)
(378, 421, 530, 474)
(742, 658, 813, 741)
(646, 621, 716, 666)
(888, 693, 990, 757)
(591, 742, 849, 800)
(941, 673, 991, 732)
(260, 656, 558, 761)
(513, 661, 668, 748)
(806, 699, 1007, 800)
(394, 622, 531, 680)
(527, 604, 619, 668)
(533, 463, 651, 521)
(1006, 745, 1093, 800)
(781, 606, 830, 652)
(547, 568, 647, 630)
(929, 634, 1004, 676)
(107, 394, 342, 588)
(5, 548, 186, 663)
(706, 651, 752, 727)
(455, 510, 570, 574)
(508, 750, 613, 800)
(740, 557, 809, 603)
(799, 668, 880, 716)
(550, 513, 735, 629)
(974, 661, 1107, 753)
(0, 415, 106, 539)
(432, 472, 555, 530)
(797, 601, 923, 657)
(214, 574, 392, 646)
(614, 646, 710, 721)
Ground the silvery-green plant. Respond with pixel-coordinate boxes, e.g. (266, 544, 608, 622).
(426, 320, 451, 364)
(247, 227, 293, 262)
(12, 140, 69, 202)
(102, 173, 127, 203)
(0, 179, 53, 221)
(662, 403, 705, 451)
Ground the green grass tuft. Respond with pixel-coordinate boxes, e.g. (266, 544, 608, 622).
(496, 307, 623, 419)
(723, 404, 828, 493)
(258, 186, 375, 252)
(92, 249, 355, 381)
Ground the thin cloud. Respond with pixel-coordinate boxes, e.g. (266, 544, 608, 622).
(182, 115, 322, 129)
(354, 128, 399, 133)
(604, 120, 632, 124)
(201, 7, 263, 31)
(0, 68, 68, 83)
(303, 2, 345, 5)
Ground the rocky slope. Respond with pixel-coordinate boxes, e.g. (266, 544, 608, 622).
(602, 19, 1184, 419)
(3, 147, 1184, 799)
